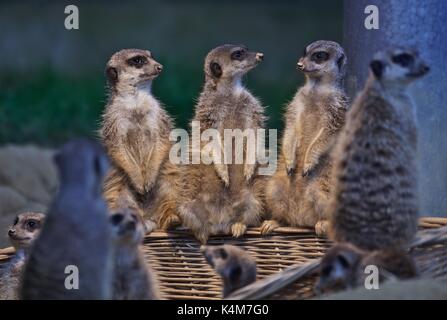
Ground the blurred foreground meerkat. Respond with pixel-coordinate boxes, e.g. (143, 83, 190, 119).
(178, 44, 267, 243)
(21, 139, 112, 300)
(262, 41, 348, 236)
(203, 245, 256, 298)
(315, 243, 418, 295)
(110, 209, 160, 300)
(0, 212, 45, 300)
(329, 48, 430, 250)
(101, 48, 179, 232)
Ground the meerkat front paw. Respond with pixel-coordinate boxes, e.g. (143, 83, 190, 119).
(215, 164, 230, 187)
(244, 163, 256, 183)
(144, 219, 157, 234)
(302, 161, 316, 177)
(194, 230, 210, 245)
(129, 173, 145, 194)
(260, 220, 280, 235)
(159, 213, 181, 231)
(315, 220, 329, 237)
(231, 223, 247, 238)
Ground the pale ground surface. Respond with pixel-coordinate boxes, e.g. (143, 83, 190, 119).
(0, 145, 57, 248)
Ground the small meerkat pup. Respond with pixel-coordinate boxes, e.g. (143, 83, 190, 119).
(101, 48, 179, 232)
(178, 44, 267, 243)
(329, 48, 430, 250)
(315, 243, 418, 295)
(262, 41, 348, 236)
(203, 245, 257, 298)
(0, 212, 45, 300)
(21, 139, 112, 300)
(110, 209, 159, 300)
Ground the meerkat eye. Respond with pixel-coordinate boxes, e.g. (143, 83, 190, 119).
(110, 213, 124, 225)
(311, 51, 330, 63)
(231, 50, 245, 61)
(127, 55, 148, 68)
(321, 265, 333, 277)
(217, 248, 228, 259)
(26, 220, 37, 230)
(392, 53, 414, 67)
(337, 255, 350, 269)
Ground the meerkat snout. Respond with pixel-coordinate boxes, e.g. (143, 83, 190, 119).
(255, 52, 264, 61)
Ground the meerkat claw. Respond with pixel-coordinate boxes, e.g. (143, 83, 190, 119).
(231, 223, 247, 238)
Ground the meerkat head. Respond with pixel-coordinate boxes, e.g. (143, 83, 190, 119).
(369, 48, 430, 86)
(203, 245, 256, 297)
(53, 138, 109, 198)
(8, 212, 45, 250)
(109, 209, 146, 247)
(204, 44, 264, 88)
(105, 49, 163, 93)
(297, 40, 346, 83)
(315, 243, 365, 295)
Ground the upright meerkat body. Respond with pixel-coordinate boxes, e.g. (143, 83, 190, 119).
(315, 243, 418, 295)
(101, 49, 179, 232)
(203, 245, 256, 298)
(262, 41, 348, 235)
(0, 212, 45, 300)
(178, 44, 267, 243)
(329, 48, 430, 250)
(110, 209, 160, 300)
(21, 139, 112, 300)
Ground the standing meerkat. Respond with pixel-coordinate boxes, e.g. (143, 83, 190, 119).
(110, 209, 160, 300)
(178, 44, 267, 244)
(315, 243, 418, 295)
(203, 245, 257, 298)
(101, 48, 179, 232)
(21, 139, 112, 300)
(262, 41, 348, 235)
(329, 48, 430, 250)
(0, 212, 45, 300)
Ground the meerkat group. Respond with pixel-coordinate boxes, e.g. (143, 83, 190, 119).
(0, 42, 431, 300)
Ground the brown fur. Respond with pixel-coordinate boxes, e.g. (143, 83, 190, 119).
(329, 48, 430, 250)
(176, 45, 267, 243)
(100, 49, 179, 232)
(262, 41, 348, 235)
(203, 245, 256, 298)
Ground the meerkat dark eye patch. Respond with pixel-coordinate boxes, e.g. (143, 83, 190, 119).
(106, 67, 118, 84)
(229, 265, 242, 283)
(110, 213, 124, 226)
(217, 247, 228, 259)
(321, 265, 333, 277)
(26, 220, 38, 230)
(370, 60, 384, 79)
(337, 254, 350, 269)
(231, 49, 246, 61)
(126, 55, 148, 68)
(210, 62, 222, 78)
(311, 51, 330, 63)
(392, 53, 414, 67)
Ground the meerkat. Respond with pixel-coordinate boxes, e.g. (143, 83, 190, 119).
(315, 242, 418, 295)
(177, 44, 267, 244)
(109, 209, 160, 300)
(101, 48, 179, 232)
(21, 139, 112, 300)
(0, 212, 45, 300)
(328, 48, 430, 250)
(203, 245, 257, 298)
(262, 40, 349, 236)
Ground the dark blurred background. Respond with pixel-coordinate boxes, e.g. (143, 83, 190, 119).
(0, 0, 343, 145)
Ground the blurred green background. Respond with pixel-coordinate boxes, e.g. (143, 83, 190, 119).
(0, 0, 343, 146)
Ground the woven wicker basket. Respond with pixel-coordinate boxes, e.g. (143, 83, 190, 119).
(1, 217, 446, 300)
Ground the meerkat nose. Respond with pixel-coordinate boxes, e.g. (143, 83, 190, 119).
(297, 62, 304, 70)
(155, 64, 163, 73)
(256, 53, 264, 61)
(8, 229, 15, 236)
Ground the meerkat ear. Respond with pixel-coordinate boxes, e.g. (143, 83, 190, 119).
(217, 247, 228, 259)
(337, 54, 346, 70)
(106, 66, 118, 84)
(370, 60, 384, 79)
(210, 62, 222, 78)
